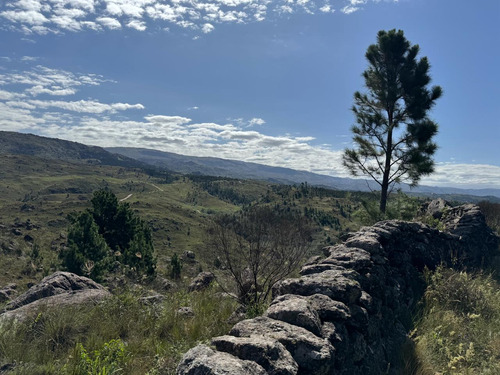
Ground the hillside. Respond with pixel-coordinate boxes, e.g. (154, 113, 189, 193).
(0, 131, 497, 201)
(0, 132, 499, 374)
(107, 146, 500, 201)
(0, 131, 148, 169)
(0, 151, 364, 292)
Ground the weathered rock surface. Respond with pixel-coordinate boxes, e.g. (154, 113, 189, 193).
(188, 272, 216, 292)
(176, 202, 499, 375)
(266, 294, 322, 336)
(212, 335, 298, 375)
(0, 283, 17, 303)
(2, 272, 110, 320)
(176, 344, 267, 375)
(230, 317, 334, 374)
(272, 269, 362, 305)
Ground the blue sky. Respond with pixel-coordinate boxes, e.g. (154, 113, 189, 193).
(0, 0, 499, 189)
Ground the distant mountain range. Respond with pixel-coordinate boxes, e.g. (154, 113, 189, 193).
(1, 131, 498, 201)
(106, 147, 500, 201)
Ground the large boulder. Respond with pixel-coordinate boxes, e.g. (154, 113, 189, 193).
(2, 272, 110, 320)
(188, 272, 216, 292)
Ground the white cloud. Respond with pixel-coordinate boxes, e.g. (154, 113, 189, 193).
(0, 65, 109, 97)
(28, 99, 144, 113)
(21, 56, 39, 61)
(127, 19, 147, 30)
(2, 10, 49, 26)
(421, 163, 500, 190)
(201, 22, 214, 33)
(0, 0, 396, 34)
(97, 16, 122, 29)
(319, 4, 333, 13)
(0, 89, 17, 100)
(248, 117, 265, 126)
(145, 115, 192, 125)
(26, 85, 77, 96)
(341, 5, 359, 14)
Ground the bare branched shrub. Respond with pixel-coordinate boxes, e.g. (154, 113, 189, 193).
(207, 206, 313, 308)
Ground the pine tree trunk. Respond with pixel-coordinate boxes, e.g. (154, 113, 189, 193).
(380, 125, 393, 214)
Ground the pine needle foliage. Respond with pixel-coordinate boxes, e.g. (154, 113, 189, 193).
(60, 189, 156, 279)
(343, 29, 442, 213)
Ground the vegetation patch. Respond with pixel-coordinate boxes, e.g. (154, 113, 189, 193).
(406, 267, 500, 375)
(0, 288, 237, 374)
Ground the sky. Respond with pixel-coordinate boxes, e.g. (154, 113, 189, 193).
(0, 0, 499, 190)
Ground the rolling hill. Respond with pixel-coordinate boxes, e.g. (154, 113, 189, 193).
(107, 146, 500, 201)
(0, 131, 498, 201)
(0, 131, 148, 169)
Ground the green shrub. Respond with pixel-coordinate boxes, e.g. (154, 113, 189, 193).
(64, 339, 129, 375)
(170, 253, 182, 280)
(60, 211, 110, 281)
(408, 267, 500, 374)
(60, 189, 156, 280)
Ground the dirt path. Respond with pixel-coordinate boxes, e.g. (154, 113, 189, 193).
(119, 194, 133, 202)
(149, 184, 164, 192)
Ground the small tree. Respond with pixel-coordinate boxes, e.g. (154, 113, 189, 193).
(91, 189, 119, 245)
(125, 221, 156, 276)
(62, 189, 156, 279)
(208, 206, 313, 308)
(343, 29, 442, 213)
(62, 211, 110, 280)
(170, 253, 182, 280)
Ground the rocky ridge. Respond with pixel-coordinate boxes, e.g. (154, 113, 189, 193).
(177, 203, 498, 374)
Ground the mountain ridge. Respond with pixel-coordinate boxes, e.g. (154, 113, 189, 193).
(107, 146, 500, 200)
(0, 131, 148, 169)
(0, 131, 498, 200)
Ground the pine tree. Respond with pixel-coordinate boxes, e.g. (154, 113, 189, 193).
(62, 189, 156, 280)
(62, 211, 110, 280)
(343, 29, 442, 213)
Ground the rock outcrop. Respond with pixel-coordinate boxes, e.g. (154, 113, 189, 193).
(1, 271, 110, 320)
(176, 203, 498, 374)
(188, 271, 215, 292)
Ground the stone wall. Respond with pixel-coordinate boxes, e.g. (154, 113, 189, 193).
(177, 203, 498, 375)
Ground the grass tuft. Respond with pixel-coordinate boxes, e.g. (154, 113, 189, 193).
(407, 267, 500, 375)
(0, 287, 237, 374)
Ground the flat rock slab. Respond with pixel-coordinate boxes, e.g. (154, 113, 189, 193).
(266, 294, 322, 336)
(321, 245, 373, 273)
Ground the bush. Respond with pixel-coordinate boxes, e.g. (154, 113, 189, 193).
(170, 253, 182, 280)
(66, 339, 129, 375)
(207, 205, 313, 307)
(408, 267, 500, 374)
